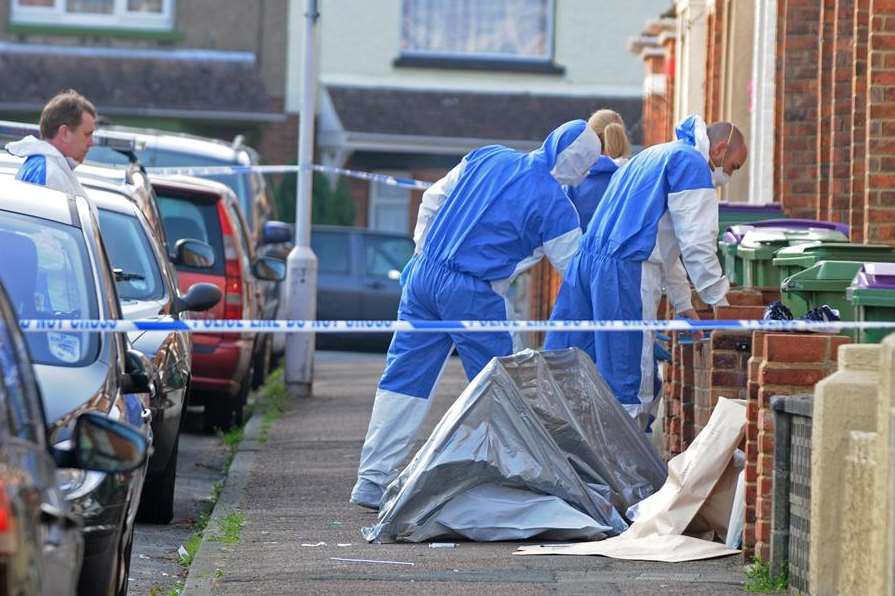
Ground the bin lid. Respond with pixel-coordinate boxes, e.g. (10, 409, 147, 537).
(747, 218, 849, 237)
(718, 202, 783, 214)
(727, 226, 849, 248)
(853, 262, 895, 290)
(773, 242, 895, 266)
(782, 260, 865, 292)
(738, 229, 849, 258)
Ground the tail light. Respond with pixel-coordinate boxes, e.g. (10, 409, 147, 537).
(217, 202, 244, 320)
(0, 482, 16, 555)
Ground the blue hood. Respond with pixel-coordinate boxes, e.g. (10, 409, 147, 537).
(533, 120, 603, 186)
(589, 155, 619, 175)
(674, 114, 710, 161)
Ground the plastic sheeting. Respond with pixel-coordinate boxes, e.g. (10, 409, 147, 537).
(363, 348, 667, 543)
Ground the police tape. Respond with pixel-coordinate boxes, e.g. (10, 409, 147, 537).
(144, 163, 434, 191)
(16, 319, 895, 334)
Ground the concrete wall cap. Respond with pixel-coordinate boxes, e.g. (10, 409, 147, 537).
(839, 344, 882, 372)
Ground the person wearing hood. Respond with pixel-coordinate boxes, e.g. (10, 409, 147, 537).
(351, 117, 603, 509)
(6, 89, 96, 197)
(545, 115, 747, 425)
(566, 109, 632, 231)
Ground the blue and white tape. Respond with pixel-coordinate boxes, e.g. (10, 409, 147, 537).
(145, 163, 434, 191)
(17, 319, 895, 334)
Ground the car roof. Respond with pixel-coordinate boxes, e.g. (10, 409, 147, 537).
(0, 176, 78, 226)
(312, 224, 412, 240)
(100, 125, 254, 165)
(82, 181, 139, 216)
(149, 173, 237, 201)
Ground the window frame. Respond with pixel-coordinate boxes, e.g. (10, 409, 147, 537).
(11, 0, 175, 31)
(367, 172, 411, 235)
(397, 0, 557, 66)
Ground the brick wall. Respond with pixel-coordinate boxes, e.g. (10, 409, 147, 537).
(816, 0, 836, 221)
(776, 0, 823, 219)
(705, 3, 725, 123)
(864, 0, 895, 245)
(742, 332, 851, 562)
(642, 51, 670, 147)
(852, 0, 872, 242)
(829, 0, 856, 228)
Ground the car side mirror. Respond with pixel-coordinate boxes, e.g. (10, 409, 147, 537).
(175, 282, 221, 314)
(51, 412, 148, 474)
(261, 221, 292, 245)
(253, 256, 286, 281)
(121, 349, 152, 394)
(171, 239, 215, 268)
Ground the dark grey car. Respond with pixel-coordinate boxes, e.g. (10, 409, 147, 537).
(311, 225, 414, 350)
(0, 280, 149, 596)
(0, 178, 153, 596)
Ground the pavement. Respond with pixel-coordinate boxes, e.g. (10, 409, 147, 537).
(182, 350, 745, 596)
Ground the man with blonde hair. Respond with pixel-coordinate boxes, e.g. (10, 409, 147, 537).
(7, 89, 96, 196)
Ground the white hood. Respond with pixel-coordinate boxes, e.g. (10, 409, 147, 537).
(6, 135, 79, 170)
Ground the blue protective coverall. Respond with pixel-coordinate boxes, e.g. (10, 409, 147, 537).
(352, 120, 603, 508)
(567, 155, 621, 231)
(545, 115, 729, 422)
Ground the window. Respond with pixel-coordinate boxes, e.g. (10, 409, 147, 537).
(0, 211, 100, 368)
(97, 209, 165, 302)
(311, 232, 350, 275)
(156, 195, 225, 276)
(364, 235, 414, 279)
(400, 0, 553, 62)
(11, 0, 174, 30)
(368, 176, 410, 235)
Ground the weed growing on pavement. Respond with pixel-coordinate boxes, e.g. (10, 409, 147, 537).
(745, 559, 788, 592)
(208, 511, 245, 544)
(258, 368, 287, 444)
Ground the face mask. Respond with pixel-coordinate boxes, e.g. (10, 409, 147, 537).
(712, 168, 730, 188)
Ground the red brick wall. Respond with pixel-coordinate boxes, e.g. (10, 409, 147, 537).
(705, 4, 725, 123)
(776, 0, 823, 219)
(852, 0, 872, 242)
(864, 0, 895, 245)
(742, 332, 850, 562)
(829, 0, 856, 228)
(663, 36, 677, 142)
(816, 0, 836, 221)
(642, 53, 669, 147)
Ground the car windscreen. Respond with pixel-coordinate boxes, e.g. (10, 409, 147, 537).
(311, 231, 351, 274)
(156, 194, 225, 276)
(97, 209, 165, 301)
(364, 235, 414, 278)
(0, 211, 100, 367)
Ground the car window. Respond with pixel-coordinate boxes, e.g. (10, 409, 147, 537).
(0, 316, 42, 443)
(156, 195, 225, 276)
(0, 210, 100, 367)
(97, 209, 165, 302)
(311, 232, 351, 274)
(364, 235, 414, 278)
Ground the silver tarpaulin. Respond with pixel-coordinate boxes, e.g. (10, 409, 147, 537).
(363, 348, 667, 543)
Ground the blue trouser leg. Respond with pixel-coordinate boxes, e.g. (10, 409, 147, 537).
(544, 253, 596, 361)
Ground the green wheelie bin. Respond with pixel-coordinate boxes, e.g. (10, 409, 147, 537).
(737, 229, 849, 288)
(848, 263, 895, 344)
(772, 242, 895, 281)
(780, 260, 865, 325)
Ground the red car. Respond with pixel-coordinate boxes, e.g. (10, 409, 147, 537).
(149, 175, 287, 430)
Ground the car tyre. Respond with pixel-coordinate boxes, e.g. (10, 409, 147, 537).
(135, 431, 179, 524)
(251, 336, 272, 390)
(114, 519, 135, 596)
(204, 368, 251, 432)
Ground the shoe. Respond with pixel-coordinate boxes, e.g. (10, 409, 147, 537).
(350, 478, 384, 510)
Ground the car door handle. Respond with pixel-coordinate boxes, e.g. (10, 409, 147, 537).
(40, 503, 79, 529)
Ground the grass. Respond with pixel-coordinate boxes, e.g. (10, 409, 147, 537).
(257, 368, 287, 444)
(208, 512, 246, 544)
(745, 559, 788, 592)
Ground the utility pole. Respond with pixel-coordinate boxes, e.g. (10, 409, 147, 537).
(285, 0, 320, 398)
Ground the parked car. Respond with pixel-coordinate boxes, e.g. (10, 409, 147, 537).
(149, 175, 286, 430)
(84, 178, 220, 523)
(0, 178, 154, 596)
(0, 279, 149, 596)
(311, 225, 414, 350)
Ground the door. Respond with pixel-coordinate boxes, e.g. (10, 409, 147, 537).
(310, 230, 363, 321)
(359, 233, 414, 320)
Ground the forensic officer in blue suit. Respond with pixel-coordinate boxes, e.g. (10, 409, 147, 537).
(546, 115, 747, 425)
(351, 118, 605, 509)
(565, 109, 631, 231)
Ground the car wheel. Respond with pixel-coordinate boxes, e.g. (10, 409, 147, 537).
(251, 336, 272, 390)
(114, 519, 135, 596)
(135, 431, 179, 524)
(204, 369, 251, 432)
